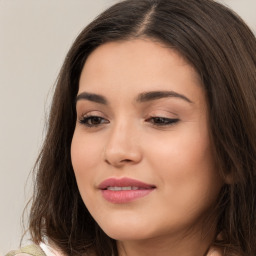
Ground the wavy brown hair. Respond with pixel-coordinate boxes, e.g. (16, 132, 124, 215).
(28, 0, 256, 255)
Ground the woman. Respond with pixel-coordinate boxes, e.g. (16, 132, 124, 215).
(7, 0, 256, 255)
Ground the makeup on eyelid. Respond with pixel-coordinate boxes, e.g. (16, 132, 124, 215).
(76, 99, 189, 129)
(77, 105, 181, 128)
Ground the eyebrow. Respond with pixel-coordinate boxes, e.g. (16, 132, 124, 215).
(136, 90, 193, 104)
(76, 92, 108, 104)
(76, 90, 193, 105)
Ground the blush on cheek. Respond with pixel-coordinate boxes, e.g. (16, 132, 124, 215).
(71, 134, 100, 172)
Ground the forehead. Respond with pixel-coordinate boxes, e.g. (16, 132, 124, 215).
(78, 39, 202, 98)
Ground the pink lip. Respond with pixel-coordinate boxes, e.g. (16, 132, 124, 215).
(98, 177, 156, 204)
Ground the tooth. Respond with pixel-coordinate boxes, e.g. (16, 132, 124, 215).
(107, 186, 131, 191)
(107, 187, 120, 191)
(106, 186, 141, 191)
(122, 186, 131, 190)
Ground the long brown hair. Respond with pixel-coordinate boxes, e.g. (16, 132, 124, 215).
(28, 0, 256, 255)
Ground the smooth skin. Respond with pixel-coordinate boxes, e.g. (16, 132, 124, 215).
(71, 39, 224, 256)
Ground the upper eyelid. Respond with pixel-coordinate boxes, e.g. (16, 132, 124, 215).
(78, 112, 178, 119)
(76, 106, 180, 121)
(76, 99, 181, 116)
(78, 110, 107, 118)
(144, 110, 179, 119)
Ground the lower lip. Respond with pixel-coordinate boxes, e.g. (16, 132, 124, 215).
(101, 189, 154, 204)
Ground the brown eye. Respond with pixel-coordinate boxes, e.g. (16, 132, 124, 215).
(79, 116, 109, 127)
(146, 117, 179, 126)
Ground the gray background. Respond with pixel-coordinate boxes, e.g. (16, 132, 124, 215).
(1, 0, 255, 255)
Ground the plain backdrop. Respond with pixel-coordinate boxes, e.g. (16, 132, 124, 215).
(0, 0, 255, 255)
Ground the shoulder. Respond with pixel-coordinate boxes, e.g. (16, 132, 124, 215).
(5, 244, 46, 256)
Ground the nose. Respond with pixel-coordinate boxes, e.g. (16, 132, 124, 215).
(104, 121, 142, 168)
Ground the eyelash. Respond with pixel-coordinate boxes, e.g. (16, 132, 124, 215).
(79, 115, 109, 127)
(145, 117, 179, 126)
(79, 115, 179, 128)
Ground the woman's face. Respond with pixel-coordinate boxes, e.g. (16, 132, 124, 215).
(71, 39, 223, 241)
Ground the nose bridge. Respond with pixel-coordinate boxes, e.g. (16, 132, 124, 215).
(104, 116, 141, 166)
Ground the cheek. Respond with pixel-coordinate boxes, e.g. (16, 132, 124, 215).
(71, 128, 104, 168)
(144, 124, 222, 210)
(70, 131, 102, 196)
(145, 124, 212, 174)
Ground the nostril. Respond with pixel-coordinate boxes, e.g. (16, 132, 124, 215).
(104, 158, 133, 167)
(121, 159, 132, 162)
(104, 146, 142, 167)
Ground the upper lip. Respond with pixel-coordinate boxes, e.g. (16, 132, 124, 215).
(98, 177, 156, 190)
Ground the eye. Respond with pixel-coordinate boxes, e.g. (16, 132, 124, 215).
(79, 115, 109, 127)
(145, 116, 179, 126)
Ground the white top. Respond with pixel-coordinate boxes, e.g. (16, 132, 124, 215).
(40, 243, 63, 256)
(13, 243, 64, 256)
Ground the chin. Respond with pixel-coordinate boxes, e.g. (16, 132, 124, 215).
(103, 227, 152, 241)
(97, 215, 155, 241)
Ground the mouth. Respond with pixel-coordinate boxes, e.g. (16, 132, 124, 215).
(105, 186, 143, 191)
(98, 177, 156, 204)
